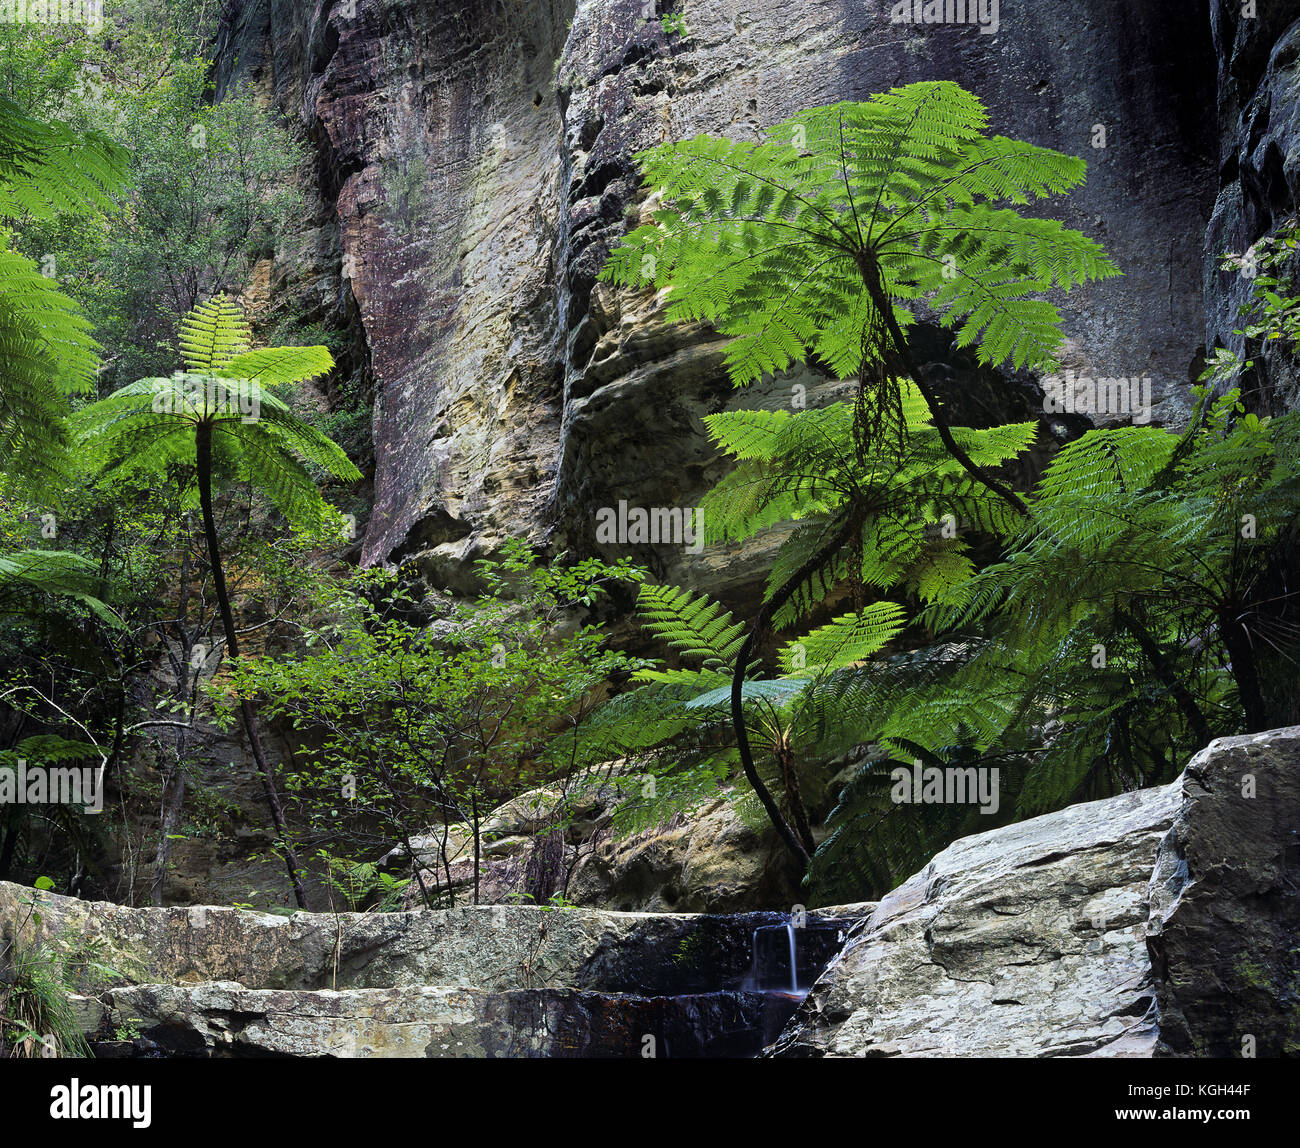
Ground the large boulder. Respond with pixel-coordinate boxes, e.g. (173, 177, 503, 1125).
(1147, 727, 1300, 1056)
(567, 794, 800, 914)
(771, 727, 1300, 1057)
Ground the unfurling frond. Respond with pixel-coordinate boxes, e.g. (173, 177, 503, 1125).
(177, 295, 253, 371)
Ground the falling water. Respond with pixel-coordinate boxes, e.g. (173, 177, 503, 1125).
(785, 920, 798, 993)
(744, 917, 802, 993)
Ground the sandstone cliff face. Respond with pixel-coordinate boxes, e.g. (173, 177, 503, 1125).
(214, 0, 1218, 605)
(1205, 3, 1300, 412)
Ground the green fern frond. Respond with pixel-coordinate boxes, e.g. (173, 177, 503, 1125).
(780, 602, 907, 674)
(0, 96, 128, 223)
(217, 345, 335, 388)
(633, 583, 748, 671)
(177, 295, 253, 371)
(0, 100, 127, 486)
(0, 548, 121, 625)
(603, 81, 1117, 388)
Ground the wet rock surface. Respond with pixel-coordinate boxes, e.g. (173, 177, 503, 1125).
(97, 983, 806, 1059)
(0, 884, 858, 996)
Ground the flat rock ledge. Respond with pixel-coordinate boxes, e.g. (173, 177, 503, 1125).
(92, 983, 809, 1059)
(0, 884, 863, 1057)
(0, 890, 862, 997)
(770, 727, 1300, 1058)
(4, 729, 1296, 1058)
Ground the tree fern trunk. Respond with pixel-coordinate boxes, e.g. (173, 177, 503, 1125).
(195, 422, 309, 910)
(857, 255, 1028, 516)
(1219, 607, 1268, 733)
(732, 514, 863, 870)
(471, 793, 481, 906)
(777, 743, 816, 855)
(1117, 607, 1212, 748)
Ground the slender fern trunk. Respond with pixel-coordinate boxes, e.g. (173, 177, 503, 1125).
(731, 514, 864, 869)
(856, 255, 1028, 516)
(1219, 607, 1268, 733)
(1116, 607, 1212, 748)
(776, 743, 816, 855)
(195, 422, 309, 910)
(149, 550, 192, 902)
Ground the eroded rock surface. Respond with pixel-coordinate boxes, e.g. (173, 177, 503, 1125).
(1205, 4, 1300, 412)
(1147, 727, 1300, 1057)
(214, 0, 1216, 598)
(0, 884, 855, 995)
(98, 982, 806, 1059)
(772, 784, 1180, 1056)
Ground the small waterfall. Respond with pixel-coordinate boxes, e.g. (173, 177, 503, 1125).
(785, 920, 798, 993)
(743, 925, 763, 991)
(743, 916, 803, 994)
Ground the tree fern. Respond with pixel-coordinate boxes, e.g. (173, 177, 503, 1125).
(73, 296, 360, 910)
(602, 81, 1117, 507)
(809, 388, 1300, 899)
(597, 83, 1121, 865)
(75, 296, 358, 531)
(589, 380, 1036, 866)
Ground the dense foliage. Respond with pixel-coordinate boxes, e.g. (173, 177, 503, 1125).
(597, 81, 1300, 896)
(0, 12, 1295, 953)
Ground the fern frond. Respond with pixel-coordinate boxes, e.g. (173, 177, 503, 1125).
(177, 295, 252, 371)
(0, 96, 128, 223)
(0, 548, 121, 625)
(218, 345, 335, 388)
(780, 602, 907, 674)
(634, 584, 747, 671)
(604, 81, 1116, 388)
